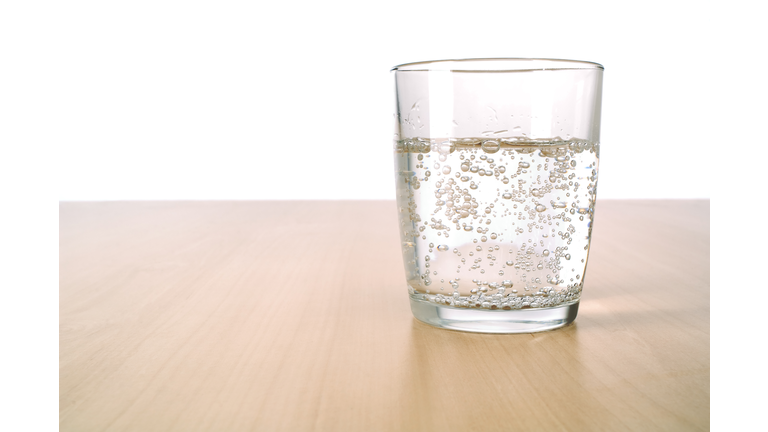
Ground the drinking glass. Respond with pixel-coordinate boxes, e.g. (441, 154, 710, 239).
(392, 58, 603, 333)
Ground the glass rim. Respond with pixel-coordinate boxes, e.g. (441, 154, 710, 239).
(391, 58, 604, 73)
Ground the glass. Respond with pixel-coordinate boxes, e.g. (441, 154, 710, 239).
(392, 58, 603, 333)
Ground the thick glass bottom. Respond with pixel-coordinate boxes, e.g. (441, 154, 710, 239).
(409, 297, 579, 334)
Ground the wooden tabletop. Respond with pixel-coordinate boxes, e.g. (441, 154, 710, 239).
(60, 200, 710, 431)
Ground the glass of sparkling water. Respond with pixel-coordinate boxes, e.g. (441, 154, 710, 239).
(391, 58, 604, 333)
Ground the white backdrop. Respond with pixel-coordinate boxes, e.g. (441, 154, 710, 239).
(5, 0, 749, 201)
(0, 2, 764, 430)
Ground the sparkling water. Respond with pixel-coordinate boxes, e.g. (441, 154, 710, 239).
(394, 137, 599, 310)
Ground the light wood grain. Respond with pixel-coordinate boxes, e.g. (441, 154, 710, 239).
(60, 200, 709, 431)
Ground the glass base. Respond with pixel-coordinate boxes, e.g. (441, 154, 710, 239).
(409, 297, 579, 334)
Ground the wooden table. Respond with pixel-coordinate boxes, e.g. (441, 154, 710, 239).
(60, 200, 710, 431)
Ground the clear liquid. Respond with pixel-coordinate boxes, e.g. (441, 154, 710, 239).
(394, 137, 599, 310)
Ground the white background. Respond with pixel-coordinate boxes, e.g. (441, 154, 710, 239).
(4, 0, 753, 201)
(1, 0, 764, 430)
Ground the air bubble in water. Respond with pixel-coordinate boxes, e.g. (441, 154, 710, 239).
(481, 140, 501, 153)
(437, 245, 449, 252)
(535, 204, 546, 212)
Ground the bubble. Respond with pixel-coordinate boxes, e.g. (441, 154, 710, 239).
(461, 176, 470, 182)
(535, 204, 547, 212)
(481, 140, 501, 153)
(476, 246, 482, 251)
(481, 236, 487, 242)
(498, 270, 504, 276)
(519, 162, 530, 169)
(537, 264, 543, 270)
(565, 254, 571, 260)
(542, 249, 550, 256)
(463, 225, 473, 231)
(490, 233, 497, 239)
(506, 261, 514, 266)
(424, 256, 430, 261)
(442, 166, 452, 175)
(498, 166, 506, 173)
(502, 193, 512, 200)
(437, 244, 449, 252)
(461, 164, 470, 172)
(439, 141, 455, 154)
(470, 166, 479, 173)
